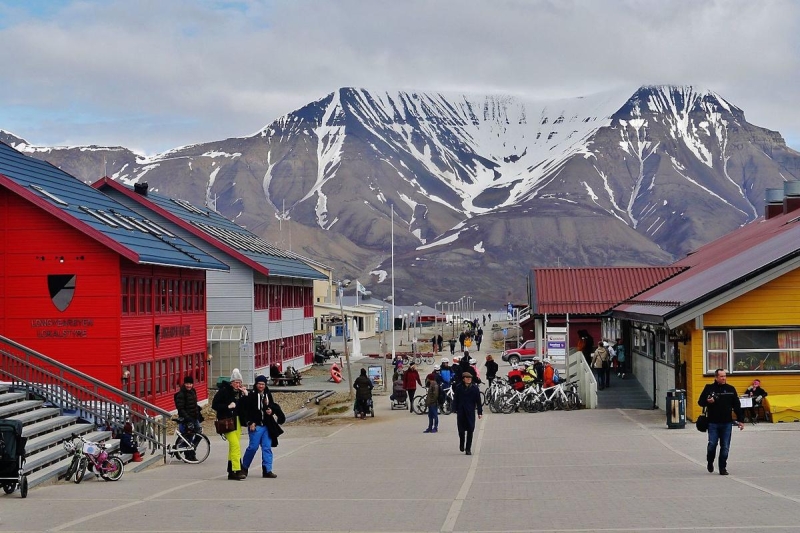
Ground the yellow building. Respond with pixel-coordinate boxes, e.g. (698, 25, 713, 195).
(608, 183, 800, 421)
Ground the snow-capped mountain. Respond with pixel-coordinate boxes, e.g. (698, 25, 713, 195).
(7, 86, 800, 305)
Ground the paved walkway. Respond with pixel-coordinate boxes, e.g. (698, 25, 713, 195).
(4, 393, 800, 531)
(7, 327, 799, 531)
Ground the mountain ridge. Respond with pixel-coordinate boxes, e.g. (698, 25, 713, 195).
(5, 85, 800, 306)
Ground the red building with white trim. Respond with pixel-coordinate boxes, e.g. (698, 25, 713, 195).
(0, 142, 228, 410)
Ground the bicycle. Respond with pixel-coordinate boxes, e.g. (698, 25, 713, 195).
(62, 438, 84, 483)
(71, 434, 124, 482)
(167, 418, 211, 464)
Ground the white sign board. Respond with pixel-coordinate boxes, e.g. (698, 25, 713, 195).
(545, 326, 568, 375)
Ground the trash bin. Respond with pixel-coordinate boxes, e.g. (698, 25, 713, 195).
(666, 389, 686, 428)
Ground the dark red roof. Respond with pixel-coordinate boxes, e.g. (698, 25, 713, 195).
(531, 267, 685, 315)
(615, 209, 800, 319)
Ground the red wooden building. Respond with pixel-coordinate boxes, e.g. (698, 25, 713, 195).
(0, 142, 229, 409)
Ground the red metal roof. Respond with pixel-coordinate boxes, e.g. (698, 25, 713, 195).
(615, 209, 800, 319)
(531, 266, 685, 315)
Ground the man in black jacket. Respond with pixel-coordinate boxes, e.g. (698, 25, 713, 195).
(174, 376, 203, 433)
(452, 371, 483, 455)
(241, 375, 282, 478)
(698, 369, 744, 475)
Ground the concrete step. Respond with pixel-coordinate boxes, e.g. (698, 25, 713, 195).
(24, 430, 112, 473)
(25, 422, 95, 455)
(0, 399, 43, 418)
(6, 407, 60, 425)
(21, 414, 81, 438)
(0, 391, 27, 406)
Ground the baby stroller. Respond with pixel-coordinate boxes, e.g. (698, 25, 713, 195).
(353, 397, 374, 418)
(389, 378, 408, 410)
(0, 420, 28, 498)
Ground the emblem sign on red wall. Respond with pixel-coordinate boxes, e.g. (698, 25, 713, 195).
(48, 274, 76, 312)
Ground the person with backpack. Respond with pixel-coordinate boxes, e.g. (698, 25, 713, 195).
(543, 359, 556, 388)
(591, 343, 610, 390)
(439, 359, 453, 408)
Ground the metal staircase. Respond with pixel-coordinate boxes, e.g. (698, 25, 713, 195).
(0, 335, 172, 489)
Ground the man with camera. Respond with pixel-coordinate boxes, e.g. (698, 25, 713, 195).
(698, 369, 744, 475)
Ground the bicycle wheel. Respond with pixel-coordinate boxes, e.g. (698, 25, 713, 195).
(552, 395, 566, 411)
(479, 390, 486, 406)
(180, 433, 211, 464)
(99, 456, 124, 481)
(423, 356, 434, 365)
(441, 399, 452, 415)
(413, 396, 427, 415)
(414, 356, 423, 365)
(64, 454, 80, 480)
(74, 457, 87, 484)
(500, 393, 516, 414)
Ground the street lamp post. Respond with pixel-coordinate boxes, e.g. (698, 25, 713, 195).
(336, 279, 353, 399)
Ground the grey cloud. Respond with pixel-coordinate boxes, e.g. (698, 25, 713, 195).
(1, 0, 798, 153)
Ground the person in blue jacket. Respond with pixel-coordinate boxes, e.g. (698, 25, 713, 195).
(452, 371, 483, 455)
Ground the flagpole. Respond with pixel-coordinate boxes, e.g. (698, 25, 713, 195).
(388, 206, 395, 392)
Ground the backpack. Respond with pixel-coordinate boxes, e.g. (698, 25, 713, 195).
(552, 367, 560, 384)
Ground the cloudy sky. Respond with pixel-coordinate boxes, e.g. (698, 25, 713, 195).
(1, 0, 798, 155)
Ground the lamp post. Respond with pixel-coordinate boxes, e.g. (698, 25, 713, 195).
(382, 295, 393, 392)
(440, 302, 447, 336)
(336, 279, 353, 399)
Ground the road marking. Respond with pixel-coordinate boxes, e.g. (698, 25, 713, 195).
(441, 413, 486, 532)
(47, 423, 355, 532)
(618, 409, 800, 505)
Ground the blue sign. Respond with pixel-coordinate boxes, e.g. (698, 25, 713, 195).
(502, 328, 508, 336)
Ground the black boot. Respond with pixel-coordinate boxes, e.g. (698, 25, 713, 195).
(240, 461, 248, 479)
(263, 466, 277, 478)
(227, 461, 237, 480)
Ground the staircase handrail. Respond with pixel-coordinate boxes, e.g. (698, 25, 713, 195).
(0, 334, 170, 461)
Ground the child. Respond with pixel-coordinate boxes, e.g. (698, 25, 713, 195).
(120, 422, 143, 462)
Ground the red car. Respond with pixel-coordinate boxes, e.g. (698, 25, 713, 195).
(500, 340, 538, 365)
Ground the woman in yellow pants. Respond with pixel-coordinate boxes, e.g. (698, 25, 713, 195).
(212, 368, 248, 480)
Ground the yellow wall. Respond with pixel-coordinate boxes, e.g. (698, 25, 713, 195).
(682, 268, 800, 420)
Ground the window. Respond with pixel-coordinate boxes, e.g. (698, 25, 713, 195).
(121, 277, 130, 314)
(705, 328, 800, 373)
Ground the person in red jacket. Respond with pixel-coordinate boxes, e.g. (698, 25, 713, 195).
(403, 362, 423, 413)
(507, 364, 524, 391)
(543, 359, 555, 388)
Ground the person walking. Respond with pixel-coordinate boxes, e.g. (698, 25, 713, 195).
(614, 338, 626, 378)
(403, 362, 423, 413)
(241, 375, 283, 479)
(591, 343, 609, 390)
(602, 341, 613, 389)
(458, 331, 466, 352)
(448, 338, 456, 355)
(452, 371, 483, 455)
(431, 335, 438, 354)
(423, 376, 439, 433)
(475, 331, 483, 351)
(437, 334, 444, 353)
(698, 369, 744, 475)
(484, 354, 498, 386)
(211, 368, 248, 480)
(353, 368, 373, 419)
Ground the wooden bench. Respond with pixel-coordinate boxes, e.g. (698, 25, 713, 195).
(271, 376, 302, 386)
